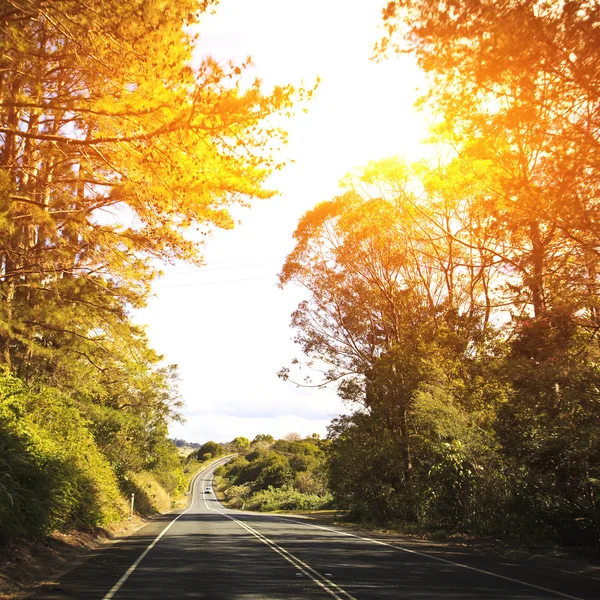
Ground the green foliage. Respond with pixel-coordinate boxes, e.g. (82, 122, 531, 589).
(217, 436, 331, 513)
(0, 0, 302, 544)
(496, 318, 600, 546)
(187, 441, 223, 463)
(370, 3, 600, 547)
(0, 373, 124, 542)
(231, 436, 251, 454)
(0, 0, 305, 376)
(147, 438, 187, 496)
(254, 454, 294, 490)
(252, 434, 274, 444)
(283, 153, 600, 549)
(327, 412, 410, 523)
(226, 453, 293, 490)
(220, 456, 249, 479)
(0, 365, 188, 543)
(245, 487, 332, 512)
(224, 485, 252, 509)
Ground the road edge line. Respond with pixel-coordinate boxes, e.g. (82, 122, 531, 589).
(271, 517, 587, 600)
(101, 456, 230, 600)
(201, 472, 356, 600)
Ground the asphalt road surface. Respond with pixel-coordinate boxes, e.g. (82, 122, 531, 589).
(31, 457, 600, 599)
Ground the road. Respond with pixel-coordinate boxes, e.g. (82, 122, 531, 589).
(31, 457, 600, 599)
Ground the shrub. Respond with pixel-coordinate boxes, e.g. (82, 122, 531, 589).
(0, 374, 125, 542)
(245, 486, 332, 512)
(123, 471, 172, 514)
(224, 484, 251, 509)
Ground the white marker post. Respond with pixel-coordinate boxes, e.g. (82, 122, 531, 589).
(130, 493, 135, 520)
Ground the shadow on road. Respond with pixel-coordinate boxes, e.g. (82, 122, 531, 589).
(31, 507, 600, 599)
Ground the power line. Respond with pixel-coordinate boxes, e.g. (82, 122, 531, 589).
(159, 261, 279, 277)
(155, 275, 278, 289)
(165, 253, 282, 271)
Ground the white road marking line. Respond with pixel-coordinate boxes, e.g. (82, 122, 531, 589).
(101, 457, 230, 600)
(202, 466, 588, 600)
(229, 514, 356, 600)
(268, 517, 587, 600)
(202, 477, 356, 600)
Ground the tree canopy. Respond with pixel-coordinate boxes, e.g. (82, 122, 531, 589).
(0, 0, 303, 377)
(0, 0, 304, 542)
(281, 149, 600, 545)
(378, 0, 600, 323)
(280, 1, 600, 546)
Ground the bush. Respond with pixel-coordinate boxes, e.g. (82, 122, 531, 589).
(224, 484, 251, 509)
(245, 486, 332, 512)
(123, 471, 172, 514)
(292, 471, 327, 495)
(217, 436, 331, 513)
(0, 374, 125, 542)
(148, 438, 187, 496)
(253, 454, 293, 490)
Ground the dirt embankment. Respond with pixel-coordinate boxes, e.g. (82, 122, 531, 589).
(0, 516, 154, 599)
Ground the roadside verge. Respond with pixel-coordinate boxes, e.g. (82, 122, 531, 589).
(0, 455, 232, 600)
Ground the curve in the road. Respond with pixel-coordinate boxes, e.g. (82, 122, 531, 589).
(102, 455, 232, 600)
(37, 455, 600, 600)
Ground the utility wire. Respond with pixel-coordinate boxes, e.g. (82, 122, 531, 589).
(165, 253, 282, 271)
(159, 261, 279, 277)
(155, 275, 277, 289)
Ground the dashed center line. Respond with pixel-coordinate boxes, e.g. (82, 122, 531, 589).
(202, 473, 356, 600)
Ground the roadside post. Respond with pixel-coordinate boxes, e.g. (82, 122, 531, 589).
(130, 492, 135, 519)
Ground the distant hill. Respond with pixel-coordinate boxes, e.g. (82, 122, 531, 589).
(170, 438, 202, 449)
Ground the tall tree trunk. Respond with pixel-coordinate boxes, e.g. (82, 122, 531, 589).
(529, 220, 546, 318)
(399, 409, 412, 483)
(1, 71, 23, 371)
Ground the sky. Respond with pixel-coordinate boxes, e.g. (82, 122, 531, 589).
(137, 0, 429, 444)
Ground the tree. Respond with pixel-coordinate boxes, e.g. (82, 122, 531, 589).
(252, 433, 274, 443)
(0, 0, 304, 378)
(251, 434, 275, 451)
(0, 0, 305, 541)
(379, 0, 600, 325)
(498, 311, 600, 545)
(188, 440, 222, 463)
(231, 436, 250, 454)
(375, 0, 600, 546)
(327, 412, 410, 522)
(280, 159, 489, 486)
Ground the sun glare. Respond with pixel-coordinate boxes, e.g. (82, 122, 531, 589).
(150, 0, 432, 442)
(191, 0, 430, 192)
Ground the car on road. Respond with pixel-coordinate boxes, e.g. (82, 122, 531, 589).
(205, 487, 211, 493)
